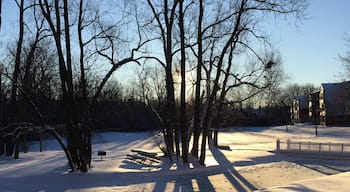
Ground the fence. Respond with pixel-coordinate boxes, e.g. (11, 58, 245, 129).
(276, 139, 350, 159)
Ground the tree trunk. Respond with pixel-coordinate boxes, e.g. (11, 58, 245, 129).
(78, 0, 87, 101)
(192, 0, 203, 159)
(199, 0, 246, 165)
(0, 138, 3, 156)
(146, 0, 179, 160)
(39, 130, 43, 152)
(213, 108, 221, 147)
(40, 0, 90, 172)
(5, 138, 13, 156)
(213, 43, 236, 146)
(0, 72, 3, 156)
(199, 97, 214, 165)
(179, 0, 187, 163)
(8, 0, 24, 157)
(14, 139, 20, 159)
(165, 69, 176, 156)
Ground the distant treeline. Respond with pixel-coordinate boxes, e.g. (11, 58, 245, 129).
(1, 96, 290, 135)
(221, 106, 291, 127)
(1, 98, 161, 134)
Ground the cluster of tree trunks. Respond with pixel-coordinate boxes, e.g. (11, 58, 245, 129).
(146, 0, 307, 165)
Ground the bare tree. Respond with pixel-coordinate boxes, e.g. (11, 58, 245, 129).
(340, 34, 350, 79)
(99, 79, 124, 101)
(178, 0, 188, 162)
(275, 83, 317, 107)
(7, 0, 24, 158)
(0, 0, 67, 160)
(212, 51, 285, 146)
(148, 66, 167, 108)
(193, 0, 308, 165)
(138, 0, 307, 165)
(146, 0, 180, 159)
(39, 0, 151, 172)
(191, 0, 204, 159)
(39, 0, 80, 170)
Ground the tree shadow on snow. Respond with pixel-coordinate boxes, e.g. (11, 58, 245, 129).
(119, 154, 218, 191)
(111, 140, 260, 191)
(208, 140, 258, 191)
(232, 150, 350, 176)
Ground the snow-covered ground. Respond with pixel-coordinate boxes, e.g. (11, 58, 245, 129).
(1, 124, 350, 191)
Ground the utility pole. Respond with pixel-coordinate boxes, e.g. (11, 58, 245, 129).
(315, 112, 318, 136)
(0, 67, 3, 155)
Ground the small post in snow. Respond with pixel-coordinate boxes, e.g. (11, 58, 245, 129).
(276, 139, 280, 151)
(315, 124, 318, 136)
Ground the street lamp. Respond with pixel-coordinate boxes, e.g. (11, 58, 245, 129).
(315, 108, 319, 136)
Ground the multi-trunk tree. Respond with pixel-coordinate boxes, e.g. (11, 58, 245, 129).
(146, 0, 179, 160)
(38, 0, 151, 171)
(142, 0, 307, 165)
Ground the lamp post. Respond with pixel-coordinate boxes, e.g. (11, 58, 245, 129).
(315, 108, 319, 136)
(0, 66, 3, 155)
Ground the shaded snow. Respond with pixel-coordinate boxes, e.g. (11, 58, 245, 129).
(1, 125, 350, 191)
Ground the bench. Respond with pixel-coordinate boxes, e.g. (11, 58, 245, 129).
(131, 149, 160, 160)
(126, 149, 161, 165)
(97, 150, 107, 160)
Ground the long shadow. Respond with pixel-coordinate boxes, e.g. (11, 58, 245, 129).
(152, 178, 168, 192)
(259, 183, 317, 192)
(210, 143, 350, 191)
(0, 166, 218, 192)
(117, 155, 218, 192)
(152, 172, 217, 192)
(293, 157, 350, 175)
(209, 140, 257, 191)
(232, 150, 350, 177)
(7, 144, 349, 191)
(0, 148, 223, 192)
(322, 163, 350, 173)
(151, 157, 217, 192)
(195, 174, 216, 191)
(5, 151, 332, 192)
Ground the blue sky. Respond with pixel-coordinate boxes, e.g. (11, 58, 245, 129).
(1, 1, 350, 87)
(265, 0, 350, 86)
